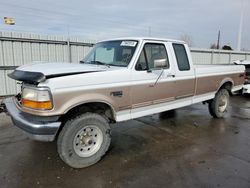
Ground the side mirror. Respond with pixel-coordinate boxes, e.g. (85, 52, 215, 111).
(154, 59, 167, 68)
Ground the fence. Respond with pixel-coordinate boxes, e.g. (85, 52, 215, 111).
(191, 48, 250, 65)
(0, 31, 95, 96)
(0, 31, 250, 96)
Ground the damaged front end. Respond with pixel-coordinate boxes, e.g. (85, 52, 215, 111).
(0, 101, 7, 114)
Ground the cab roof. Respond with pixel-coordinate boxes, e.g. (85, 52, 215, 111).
(99, 37, 186, 44)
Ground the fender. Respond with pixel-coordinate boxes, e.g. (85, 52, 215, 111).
(217, 77, 234, 92)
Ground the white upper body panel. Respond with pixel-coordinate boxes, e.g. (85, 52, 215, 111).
(194, 64, 245, 77)
(14, 37, 244, 92)
(17, 62, 108, 75)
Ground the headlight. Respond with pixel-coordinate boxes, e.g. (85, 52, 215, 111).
(21, 87, 53, 110)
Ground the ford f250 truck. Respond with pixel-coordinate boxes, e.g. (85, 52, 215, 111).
(1, 37, 245, 168)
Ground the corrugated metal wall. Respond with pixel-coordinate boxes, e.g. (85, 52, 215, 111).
(0, 31, 95, 96)
(191, 48, 250, 65)
(1, 31, 250, 96)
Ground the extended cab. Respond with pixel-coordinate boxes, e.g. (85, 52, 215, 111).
(2, 38, 245, 168)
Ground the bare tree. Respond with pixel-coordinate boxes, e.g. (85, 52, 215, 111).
(180, 34, 193, 47)
(210, 43, 233, 50)
(222, 45, 233, 50)
(210, 43, 218, 49)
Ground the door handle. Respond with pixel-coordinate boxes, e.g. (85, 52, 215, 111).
(167, 74, 175, 77)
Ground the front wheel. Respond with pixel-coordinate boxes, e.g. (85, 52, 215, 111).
(208, 89, 229, 118)
(57, 113, 111, 168)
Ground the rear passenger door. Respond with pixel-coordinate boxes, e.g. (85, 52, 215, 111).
(172, 43, 196, 99)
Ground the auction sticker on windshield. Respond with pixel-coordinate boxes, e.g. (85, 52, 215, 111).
(120, 41, 137, 47)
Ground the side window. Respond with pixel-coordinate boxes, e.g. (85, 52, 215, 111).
(172, 43, 190, 71)
(135, 43, 169, 71)
(135, 49, 147, 71)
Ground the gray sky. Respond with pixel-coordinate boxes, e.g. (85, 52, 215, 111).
(0, 0, 249, 50)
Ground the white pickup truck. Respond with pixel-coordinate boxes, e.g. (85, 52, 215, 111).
(2, 37, 245, 168)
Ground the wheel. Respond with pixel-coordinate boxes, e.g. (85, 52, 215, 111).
(57, 113, 111, 168)
(208, 89, 229, 118)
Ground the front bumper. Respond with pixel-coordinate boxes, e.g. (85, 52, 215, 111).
(3, 97, 61, 142)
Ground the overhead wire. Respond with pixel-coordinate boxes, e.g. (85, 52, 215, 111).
(0, 2, 186, 37)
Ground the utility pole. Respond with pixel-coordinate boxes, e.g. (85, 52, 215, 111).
(216, 30, 220, 49)
(237, 0, 244, 51)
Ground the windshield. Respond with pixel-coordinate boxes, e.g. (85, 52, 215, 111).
(81, 40, 138, 67)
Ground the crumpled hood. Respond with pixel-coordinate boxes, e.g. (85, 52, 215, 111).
(17, 62, 106, 75)
(9, 62, 107, 84)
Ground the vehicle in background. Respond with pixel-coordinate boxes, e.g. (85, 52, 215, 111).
(234, 60, 250, 94)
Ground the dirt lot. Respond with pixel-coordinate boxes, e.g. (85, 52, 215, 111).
(0, 95, 250, 188)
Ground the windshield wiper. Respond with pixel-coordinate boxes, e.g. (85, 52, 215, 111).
(87, 61, 110, 68)
(107, 63, 127, 67)
(79, 60, 85, 63)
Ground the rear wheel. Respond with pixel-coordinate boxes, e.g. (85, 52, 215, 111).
(57, 113, 111, 168)
(208, 89, 229, 118)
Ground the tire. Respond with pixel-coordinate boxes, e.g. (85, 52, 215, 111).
(208, 89, 229, 118)
(57, 113, 111, 168)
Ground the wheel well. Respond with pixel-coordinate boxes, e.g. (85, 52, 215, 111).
(204, 81, 233, 104)
(60, 102, 116, 124)
(219, 81, 233, 95)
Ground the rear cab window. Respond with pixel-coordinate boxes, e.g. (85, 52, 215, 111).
(135, 43, 169, 71)
(172, 43, 190, 71)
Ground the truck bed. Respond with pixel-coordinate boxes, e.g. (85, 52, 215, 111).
(193, 64, 245, 96)
(194, 64, 245, 77)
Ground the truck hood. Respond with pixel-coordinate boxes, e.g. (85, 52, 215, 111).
(8, 62, 107, 84)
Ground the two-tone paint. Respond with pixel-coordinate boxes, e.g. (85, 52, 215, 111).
(11, 37, 245, 123)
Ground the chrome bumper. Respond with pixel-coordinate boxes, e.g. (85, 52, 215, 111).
(3, 97, 61, 142)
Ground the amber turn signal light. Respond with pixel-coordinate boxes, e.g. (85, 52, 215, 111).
(21, 99, 53, 110)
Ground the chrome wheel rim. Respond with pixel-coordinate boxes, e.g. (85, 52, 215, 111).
(73, 125, 103, 157)
(218, 94, 228, 113)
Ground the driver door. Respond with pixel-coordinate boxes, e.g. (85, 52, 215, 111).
(130, 42, 176, 118)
